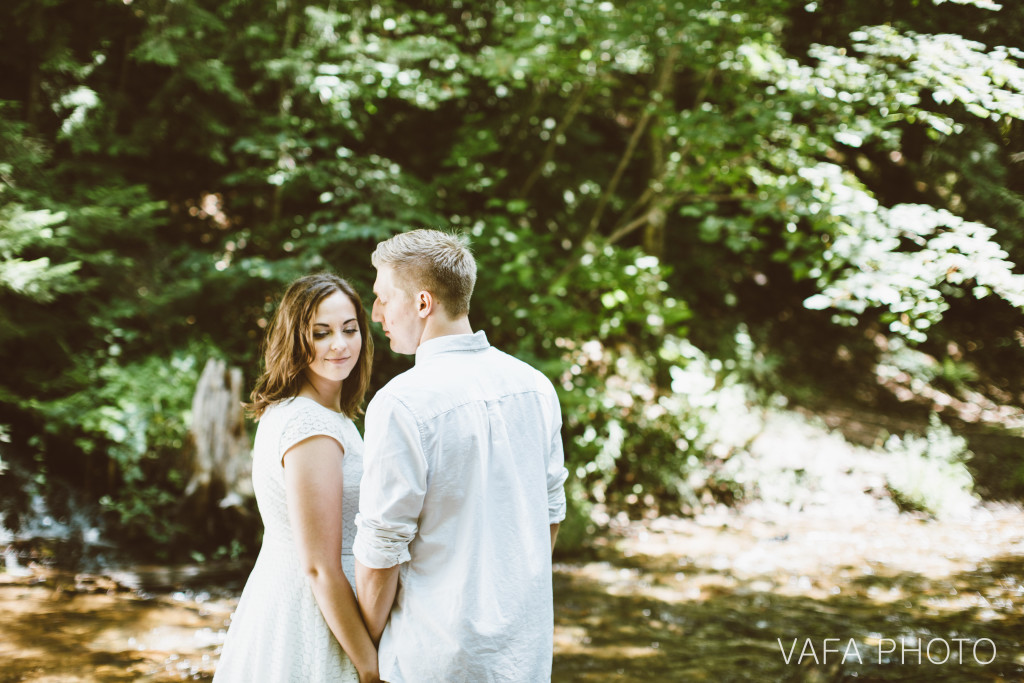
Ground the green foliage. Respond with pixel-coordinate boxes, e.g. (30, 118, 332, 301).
(554, 479, 595, 556)
(0, 0, 1022, 555)
(37, 349, 206, 549)
(801, 173, 1024, 342)
(0, 204, 78, 304)
(883, 414, 978, 518)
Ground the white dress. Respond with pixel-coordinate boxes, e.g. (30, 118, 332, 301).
(214, 396, 362, 683)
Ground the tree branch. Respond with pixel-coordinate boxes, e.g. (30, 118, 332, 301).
(606, 203, 670, 247)
(549, 47, 680, 292)
(605, 192, 760, 247)
(518, 82, 590, 199)
(586, 47, 678, 237)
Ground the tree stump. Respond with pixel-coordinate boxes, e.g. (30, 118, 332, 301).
(185, 358, 253, 528)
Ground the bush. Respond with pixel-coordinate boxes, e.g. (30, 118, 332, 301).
(883, 413, 977, 519)
(35, 346, 219, 557)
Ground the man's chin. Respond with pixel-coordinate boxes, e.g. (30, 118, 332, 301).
(389, 339, 414, 355)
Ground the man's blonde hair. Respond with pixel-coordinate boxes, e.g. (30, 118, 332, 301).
(371, 229, 477, 317)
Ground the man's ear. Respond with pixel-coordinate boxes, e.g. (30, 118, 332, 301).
(416, 290, 433, 318)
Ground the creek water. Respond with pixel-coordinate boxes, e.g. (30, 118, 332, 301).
(1, 501, 1022, 682)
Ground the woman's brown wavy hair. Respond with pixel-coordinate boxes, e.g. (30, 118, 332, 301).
(246, 273, 373, 420)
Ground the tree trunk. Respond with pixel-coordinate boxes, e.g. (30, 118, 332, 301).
(184, 359, 253, 528)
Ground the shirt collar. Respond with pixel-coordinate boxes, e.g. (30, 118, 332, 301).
(415, 330, 490, 364)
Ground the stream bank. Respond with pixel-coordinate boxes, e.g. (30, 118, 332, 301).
(2, 408, 1022, 682)
(2, 500, 1022, 682)
(552, 502, 1024, 681)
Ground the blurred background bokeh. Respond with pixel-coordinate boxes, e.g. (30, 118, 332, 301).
(1, 0, 1023, 677)
(3, 0, 1024, 562)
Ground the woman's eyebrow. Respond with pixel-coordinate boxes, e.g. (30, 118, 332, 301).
(313, 318, 357, 326)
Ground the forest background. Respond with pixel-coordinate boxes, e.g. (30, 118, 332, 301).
(1, 0, 1023, 565)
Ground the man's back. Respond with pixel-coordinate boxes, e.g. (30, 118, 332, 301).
(355, 331, 567, 683)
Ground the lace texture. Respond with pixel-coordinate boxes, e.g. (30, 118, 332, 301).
(214, 397, 363, 682)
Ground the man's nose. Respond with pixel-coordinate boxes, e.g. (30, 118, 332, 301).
(371, 301, 383, 322)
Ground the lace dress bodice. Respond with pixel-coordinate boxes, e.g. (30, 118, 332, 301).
(253, 396, 363, 556)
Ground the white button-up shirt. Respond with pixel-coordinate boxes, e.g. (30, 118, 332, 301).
(354, 331, 568, 683)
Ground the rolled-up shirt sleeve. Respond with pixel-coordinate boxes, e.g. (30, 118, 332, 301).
(546, 391, 569, 524)
(354, 392, 427, 569)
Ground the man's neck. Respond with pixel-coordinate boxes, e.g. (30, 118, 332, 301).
(419, 315, 473, 346)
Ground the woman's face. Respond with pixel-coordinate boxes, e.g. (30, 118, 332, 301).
(305, 290, 362, 386)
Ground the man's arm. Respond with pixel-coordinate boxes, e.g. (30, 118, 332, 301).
(353, 394, 427, 646)
(545, 388, 569, 550)
(356, 561, 400, 645)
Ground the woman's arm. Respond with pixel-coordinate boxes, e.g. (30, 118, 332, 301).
(284, 435, 380, 683)
(355, 561, 399, 644)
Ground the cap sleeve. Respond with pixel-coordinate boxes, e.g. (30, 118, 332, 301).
(278, 403, 348, 466)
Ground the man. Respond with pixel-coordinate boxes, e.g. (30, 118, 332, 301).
(353, 229, 568, 682)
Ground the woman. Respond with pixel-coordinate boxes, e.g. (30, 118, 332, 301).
(214, 273, 380, 683)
